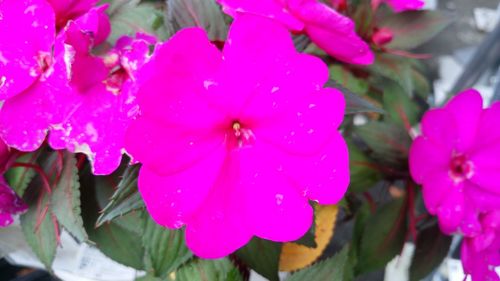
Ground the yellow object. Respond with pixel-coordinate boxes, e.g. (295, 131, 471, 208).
(279, 204, 339, 272)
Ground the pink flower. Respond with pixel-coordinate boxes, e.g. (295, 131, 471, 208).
(49, 9, 153, 175)
(461, 211, 500, 281)
(125, 15, 349, 258)
(45, 0, 99, 30)
(409, 89, 500, 236)
(217, 0, 374, 65)
(0, 177, 27, 227)
(0, 0, 73, 151)
(372, 0, 424, 12)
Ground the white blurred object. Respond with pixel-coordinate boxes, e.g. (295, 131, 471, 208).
(423, 0, 438, 10)
(0, 222, 142, 281)
(474, 6, 500, 32)
(384, 243, 415, 281)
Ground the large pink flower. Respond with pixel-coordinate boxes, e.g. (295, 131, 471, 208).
(0, 0, 73, 151)
(217, 0, 374, 65)
(461, 211, 500, 281)
(409, 89, 500, 236)
(372, 0, 424, 12)
(49, 8, 153, 175)
(125, 15, 349, 258)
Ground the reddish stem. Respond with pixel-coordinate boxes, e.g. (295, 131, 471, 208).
(363, 192, 377, 213)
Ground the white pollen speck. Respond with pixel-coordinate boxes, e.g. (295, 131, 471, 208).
(275, 194, 284, 205)
(85, 123, 99, 142)
(271, 86, 279, 93)
(203, 79, 217, 90)
(0, 76, 6, 88)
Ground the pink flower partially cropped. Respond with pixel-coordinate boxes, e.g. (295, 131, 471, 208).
(125, 15, 349, 258)
(217, 0, 374, 65)
(0, 177, 27, 227)
(49, 9, 152, 175)
(461, 211, 500, 281)
(0, 0, 73, 151)
(46, 0, 99, 30)
(409, 89, 500, 236)
(372, 0, 424, 12)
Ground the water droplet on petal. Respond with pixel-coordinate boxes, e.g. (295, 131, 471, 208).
(275, 194, 284, 205)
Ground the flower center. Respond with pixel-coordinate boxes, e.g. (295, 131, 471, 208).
(230, 121, 255, 149)
(449, 154, 474, 182)
(34, 51, 53, 79)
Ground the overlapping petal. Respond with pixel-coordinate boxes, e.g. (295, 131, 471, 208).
(217, 0, 374, 65)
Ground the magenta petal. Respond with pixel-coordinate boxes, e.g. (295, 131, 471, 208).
(0, 0, 55, 99)
(384, 0, 424, 12)
(421, 171, 454, 214)
(420, 108, 457, 152)
(465, 181, 500, 212)
(217, 0, 304, 30)
(255, 87, 345, 155)
(215, 15, 299, 115)
(138, 144, 226, 229)
(445, 89, 483, 152)
(475, 102, 500, 148)
(278, 132, 350, 205)
(293, 2, 374, 65)
(409, 137, 449, 183)
(469, 142, 500, 194)
(241, 53, 329, 123)
(136, 28, 224, 128)
(125, 116, 225, 175)
(239, 144, 313, 242)
(185, 152, 252, 258)
(436, 187, 465, 234)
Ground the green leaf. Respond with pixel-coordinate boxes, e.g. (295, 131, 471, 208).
(382, 80, 420, 127)
(135, 274, 161, 281)
(81, 170, 145, 270)
(356, 198, 407, 274)
(330, 65, 369, 96)
(225, 267, 244, 281)
(293, 223, 317, 248)
(409, 223, 452, 281)
(87, 215, 145, 269)
(348, 141, 382, 193)
(380, 10, 452, 50)
(108, 1, 169, 43)
(142, 216, 192, 278)
(354, 121, 412, 168)
(97, 165, 144, 226)
(411, 68, 431, 99)
(166, 0, 228, 41)
(235, 237, 281, 281)
(173, 258, 238, 281)
(326, 80, 384, 115)
(20, 173, 57, 269)
(51, 152, 87, 242)
(5, 151, 41, 197)
(370, 53, 413, 95)
(288, 245, 351, 281)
